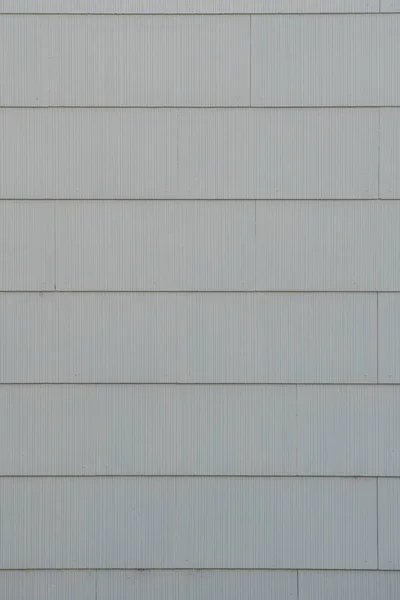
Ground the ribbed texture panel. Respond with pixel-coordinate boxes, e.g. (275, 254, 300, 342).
(0, 0, 381, 13)
(0, 200, 54, 291)
(55, 201, 255, 291)
(297, 385, 400, 476)
(256, 200, 400, 291)
(380, 109, 400, 199)
(0, 477, 377, 569)
(48, 16, 250, 106)
(378, 293, 400, 383)
(378, 478, 400, 569)
(178, 108, 379, 199)
(298, 571, 400, 600)
(0, 571, 96, 600)
(0, 384, 297, 475)
(96, 570, 297, 600)
(0, 109, 178, 199)
(381, 0, 400, 10)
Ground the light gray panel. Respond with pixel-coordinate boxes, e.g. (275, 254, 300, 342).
(177, 293, 377, 383)
(0, 200, 54, 290)
(0, 0, 379, 12)
(0, 384, 296, 475)
(378, 478, 400, 569)
(378, 293, 400, 383)
(0, 477, 376, 568)
(0, 109, 178, 199)
(379, 18, 400, 105)
(48, 16, 250, 106)
(299, 571, 400, 600)
(0, 16, 49, 106)
(381, 0, 400, 10)
(380, 109, 400, 199)
(297, 385, 400, 476)
(0, 293, 178, 383)
(178, 109, 378, 199)
(56, 201, 255, 291)
(251, 15, 380, 107)
(97, 570, 297, 600)
(256, 201, 400, 291)
(0, 571, 96, 600)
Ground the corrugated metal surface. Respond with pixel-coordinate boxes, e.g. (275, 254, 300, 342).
(378, 293, 400, 383)
(256, 201, 400, 291)
(96, 570, 298, 600)
(298, 571, 400, 600)
(0, 571, 96, 600)
(0, 109, 178, 199)
(176, 292, 377, 383)
(378, 478, 400, 569)
(55, 201, 256, 291)
(0, 200, 54, 291)
(177, 109, 379, 199)
(48, 16, 250, 106)
(0, 384, 297, 475)
(297, 385, 400, 476)
(0, 477, 377, 569)
(380, 109, 400, 199)
(381, 0, 400, 10)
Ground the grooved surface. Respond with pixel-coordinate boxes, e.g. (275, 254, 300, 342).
(298, 571, 400, 600)
(381, 0, 400, 10)
(0, 200, 54, 290)
(378, 293, 400, 383)
(55, 201, 256, 291)
(0, 384, 296, 475)
(0, 477, 377, 569)
(0, 571, 96, 600)
(178, 109, 379, 199)
(378, 478, 400, 569)
(256, 201, 400, 291)
(380, 109, 400, 199)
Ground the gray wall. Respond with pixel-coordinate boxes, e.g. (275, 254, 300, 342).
(1, 0, 400, 598)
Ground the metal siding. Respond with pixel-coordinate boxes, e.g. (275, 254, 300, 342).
(0, 109, 178, 199)
(378, 478, 400, 569)
(378, 293, 400, 383)
(380, 109, 400, 199)
(297, 386, 400, 476)
(0, 0, 380, 12)
(0, 384, 296, 475)
(0, 200, 54, 291)
(0, 571, 96, 600)
(0, 16, 49, 106)
(251, 15, 381, 107)
(55, 200, 256, 291)
(177, 108, 379, 199)
(96, 570, 298, 600)
(255, 201, 400, 291)
(298, 571, 400, 600)
(381, 0, 400, 10)
(176, 293, 377, 383)
(48, 16, 250, 107)
(0, 477, 377, 569)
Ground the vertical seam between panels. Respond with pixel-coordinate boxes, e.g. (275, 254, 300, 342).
(377, 477, 380, 568)
(377, 292, 379, 382)
(249, 15, 252, 106)
(378, 107, 381, 199)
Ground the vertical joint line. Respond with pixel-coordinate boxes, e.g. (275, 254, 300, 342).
(249, 15, 252, 106)
(377, 292, 379, 382)
(53, 200, 56, 291)
(176, 109, 180, 198)
(297, 570, 300, 600)
(378, 108, 381, 200)
(376, 477, 379, 569)
(254, 200, 257, 290)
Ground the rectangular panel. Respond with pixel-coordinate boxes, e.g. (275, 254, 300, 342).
(256, 201, 400, 291)
(0, 384, 296, 475)
(0, 477, 377, 569)
(0, 293, 178, 383)
(177, 293, 377, 383)
(378, 293, 400, 383)
(299, 571, 400, 600)
(0, 16, 48, 105)
(381, 0, 400, 10)
(380, 109, 400, 199)
(178, 109, 379, 199)
(97, 570, 297, 600)
(0, 0, 380, 13)
(48, 16, 250, 106)
(378, 478, 400, 569)
(0, 571, 95, 600)
(0, 200, 54, 290)
(251, 15, 380, 107)
(297, 386, 400, 476)
(56, 201, 255, 291)
(0, 109, 178, 199)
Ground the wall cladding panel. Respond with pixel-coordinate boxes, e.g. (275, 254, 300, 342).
(378, 478, 400, 569)
(299, 571, 400, 600)
(380, 109, 400, 199)
(0, 571, 96, 600)
(378, 293, 400, 383)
